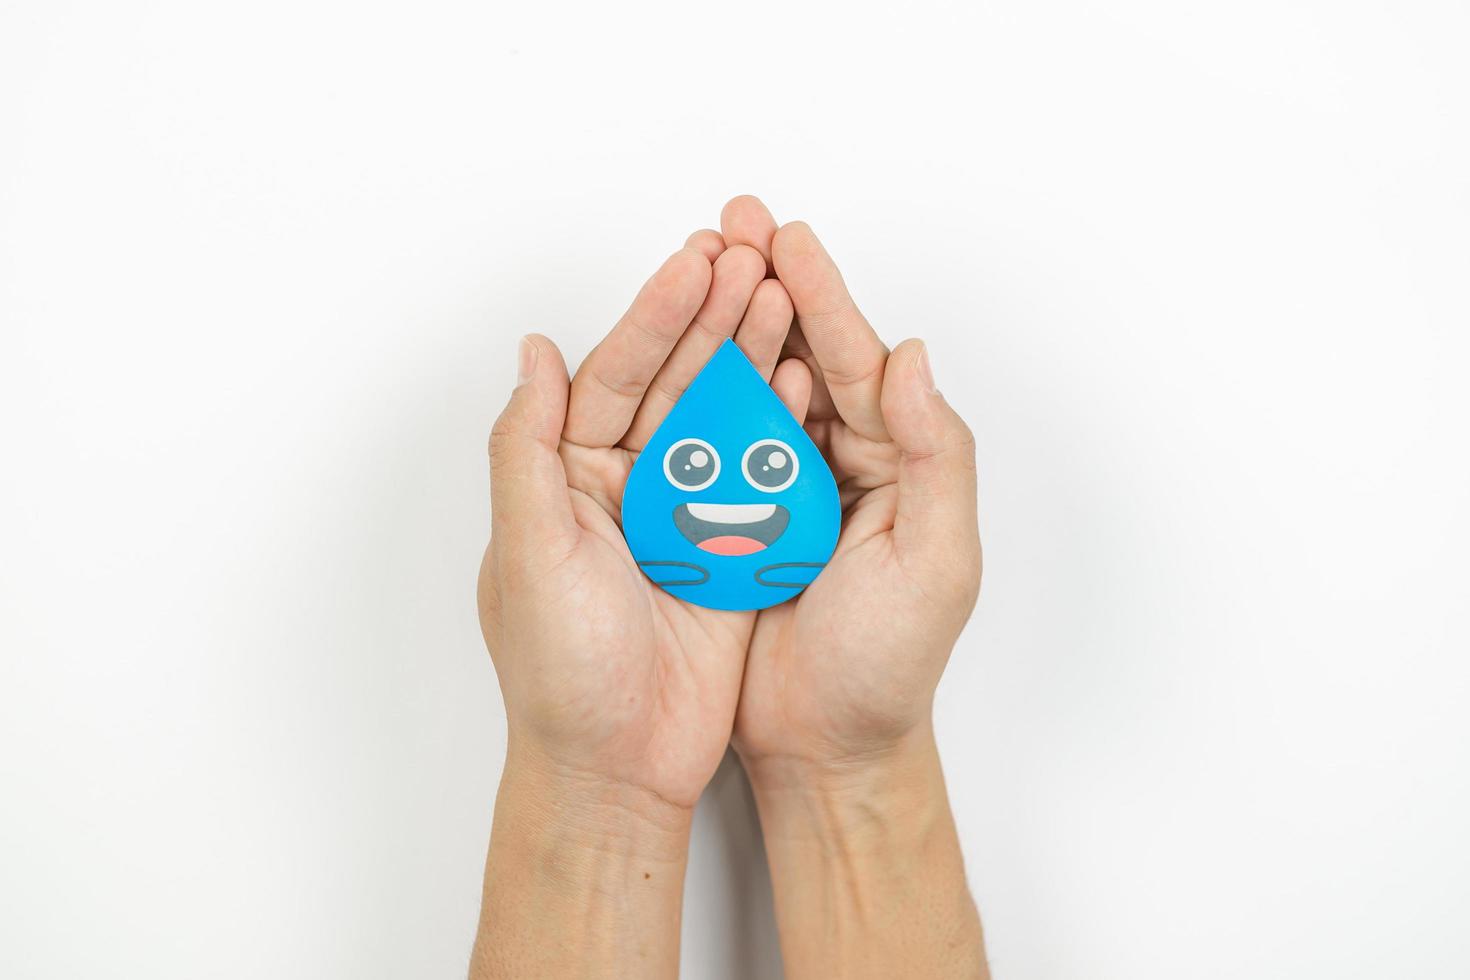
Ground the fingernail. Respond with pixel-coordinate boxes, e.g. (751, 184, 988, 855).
(916, 342, 937, 393)
(516, 336, 537, 387)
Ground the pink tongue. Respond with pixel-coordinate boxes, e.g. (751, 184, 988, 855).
(697, 535, 766, 556)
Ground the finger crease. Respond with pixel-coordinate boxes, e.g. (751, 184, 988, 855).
(797, 300, 858, 326)
(687, 315, 732, 342)
(589, 367, 648, 399)
(649, 374, 687, 405)
(621, 313, 682, 351)
(823, 355, 887, 388)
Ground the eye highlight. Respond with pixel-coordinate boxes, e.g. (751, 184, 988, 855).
(663, 438, 720, 491)
(742, 439, 799, 493)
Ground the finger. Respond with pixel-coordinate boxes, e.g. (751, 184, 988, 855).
(733, 278, 794, 381)
(563, 248, 712, 448)
(622, 245, 766, 450)
(489, 335, 578, 559)
(772, 222, 890, 442)
(685, 228, 726, 263)
(720, 195, 779, 274)
(880, 339, 980, 574)
(781, 322, 837, 421)
(770, 356, 813, 425)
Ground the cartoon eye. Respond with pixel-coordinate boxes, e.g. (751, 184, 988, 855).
(741, 439, 799, 493)
(663, 438, 721, 491)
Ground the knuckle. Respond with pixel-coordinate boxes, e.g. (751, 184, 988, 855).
(590, 366, 647, 399)
(951, 421, 978, 468)
(487, 418, 519, 468)
(649, 373, 686, 406)
(622, 313, 679, 351)
(821, 348, 886, 388)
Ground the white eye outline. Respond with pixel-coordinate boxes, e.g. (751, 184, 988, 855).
(741, 439, 799, 493)
(663, 438, 721, 492)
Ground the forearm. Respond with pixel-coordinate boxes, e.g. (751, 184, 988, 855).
(470, 746, 693, 979)
(744, 727, 987, 980)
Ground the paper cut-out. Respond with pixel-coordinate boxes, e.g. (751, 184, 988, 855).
(621, 340, 840, 611)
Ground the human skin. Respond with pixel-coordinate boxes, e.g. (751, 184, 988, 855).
(721, 199, 988, 979)
(471, 223, 797, 978)
(471, 197, 986, 978)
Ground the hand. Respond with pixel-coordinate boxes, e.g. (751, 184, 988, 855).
(473, 199, 985, 979)
(477, 230, 801, 812)
(714, 197, 988, 980)
(714, 201, 982, 773)
(473, 227, 808, 979)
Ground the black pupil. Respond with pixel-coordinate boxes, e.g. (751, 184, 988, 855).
(746, 443, 791, 488)
(669, 443, 716, 487)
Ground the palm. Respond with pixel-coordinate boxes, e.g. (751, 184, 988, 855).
(550, 443, 755, 805)
(723, 211, 980, 765)
(481, 235, 790, 809)
(486, 198, 976, 804)
(736, 429, 929, 758)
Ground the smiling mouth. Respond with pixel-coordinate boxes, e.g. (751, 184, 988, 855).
(673, 503, 790, 556)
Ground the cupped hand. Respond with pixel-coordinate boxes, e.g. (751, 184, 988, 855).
(480, 193, 981, 805)
(474, 201, 985, 980)
(478, 229, 805, 811)
(714, 199, 983, 772)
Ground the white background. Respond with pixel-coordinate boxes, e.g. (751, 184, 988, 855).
(2, 1, 1467, 977)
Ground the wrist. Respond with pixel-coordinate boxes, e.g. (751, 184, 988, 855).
(740, 724, 987, 979)
(472, 744, 693, 979)
(739, 724, 947, 853)
(495, 740, 694, 861)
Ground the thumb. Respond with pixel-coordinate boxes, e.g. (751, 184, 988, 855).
(880, 339, 981, 584)
(489, 335, 577, 561)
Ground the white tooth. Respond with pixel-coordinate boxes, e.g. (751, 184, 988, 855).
(686, 503, 776, 524)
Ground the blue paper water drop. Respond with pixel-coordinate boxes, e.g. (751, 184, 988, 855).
(621, 339, 840, 611)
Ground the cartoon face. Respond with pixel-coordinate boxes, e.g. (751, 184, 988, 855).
(621, 339, 841, 611)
